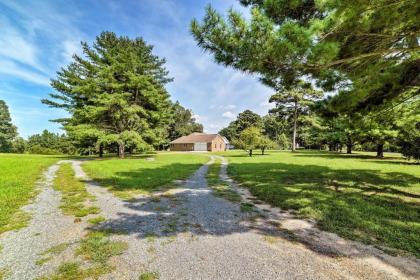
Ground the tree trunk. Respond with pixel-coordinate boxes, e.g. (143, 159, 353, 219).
(292, 101, 298, 152)
(262, 148, 265, 155)
(346, 144, 352, 154)
(249, 149, 253, 157)
(99, 144, 104, 158)
(376, 143, 384, 158)
(118, 143, 125, 159)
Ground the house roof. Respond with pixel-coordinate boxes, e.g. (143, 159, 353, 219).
(170, 133, 220, 144)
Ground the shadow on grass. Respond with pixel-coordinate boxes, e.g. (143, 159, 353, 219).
(86, 160, 419, 277)
(88, 163, 204, 194)
(227, 161, 420, 257)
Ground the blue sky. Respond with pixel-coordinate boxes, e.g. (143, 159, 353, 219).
(0, 0, 274, 138)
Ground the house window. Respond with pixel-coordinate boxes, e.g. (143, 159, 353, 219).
(220, 144, 222, 149)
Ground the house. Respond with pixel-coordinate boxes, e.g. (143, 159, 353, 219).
(170, 133, 228, 152)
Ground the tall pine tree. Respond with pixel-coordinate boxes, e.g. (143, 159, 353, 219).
(43, 32, 173, 158)
(0, 100, 17, 152)
(269, 81, 322, 151)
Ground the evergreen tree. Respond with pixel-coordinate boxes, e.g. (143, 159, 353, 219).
(168, 101, 203, 141)
(269, 81, 322, 151)
(191, 1, 419, 111)
(43, 32, 173, 158)
(0, 100, 17, 152)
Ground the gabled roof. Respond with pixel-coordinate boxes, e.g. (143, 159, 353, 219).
(170, 133, 220, 144)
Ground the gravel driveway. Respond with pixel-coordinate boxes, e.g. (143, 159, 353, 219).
(0, 156, 419, 280)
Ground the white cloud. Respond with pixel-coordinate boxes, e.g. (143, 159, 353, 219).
(222, 111, 236, 119)
(0, 59, 50, 86)
(0, 16, 47, 73)
(259, 100, 275, 110)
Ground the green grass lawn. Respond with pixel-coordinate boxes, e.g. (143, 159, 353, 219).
(221, 150, 420, 257)
(0, 154, 60, 234)
(83, 153, 209, 198)
(53, 163, 100, 217)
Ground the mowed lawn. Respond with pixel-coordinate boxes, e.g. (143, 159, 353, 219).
(83, 153, 209, 198)
(0, 154, 60, 234)
(221, 150, 420, 257)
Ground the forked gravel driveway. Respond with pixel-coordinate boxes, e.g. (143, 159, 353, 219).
(0, 156, 419, 280)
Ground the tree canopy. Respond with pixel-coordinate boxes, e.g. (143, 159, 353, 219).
(168, 101, 203, 141)
(191, 0, 419, 112)
(43, 32, 173, 158)
(0, 100, 17, 152)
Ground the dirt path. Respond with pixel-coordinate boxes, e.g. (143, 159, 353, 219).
(1, 157, 418, 280)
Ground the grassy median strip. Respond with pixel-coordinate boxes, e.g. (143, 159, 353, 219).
(53, 163, 99, 217)
(206, 158, 241, 203)
(38, 231, 128, 280)
(0, 154, 60, 234)
(83, 153, 208, 199)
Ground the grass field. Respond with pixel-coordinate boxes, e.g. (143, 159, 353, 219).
(0, 154, 60, 234)
(221, 150, 420, 257)
(53, 163, 100, 217)
(83, 153, 209, 198)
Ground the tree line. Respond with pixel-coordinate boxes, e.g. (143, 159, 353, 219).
(192, 0, 419, 160)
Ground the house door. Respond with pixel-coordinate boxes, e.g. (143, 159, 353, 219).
(194, 142, 207, 151)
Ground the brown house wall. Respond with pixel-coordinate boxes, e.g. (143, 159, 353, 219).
(170, 135, 227, 152)
(209, 136, 226, 152)
(170, 143, 194, 151)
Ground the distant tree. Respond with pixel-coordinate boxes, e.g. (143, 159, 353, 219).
(168, 101, 203, 141)
(270, 81, 323, 151)
(12, 137, 26, 153)
(236, 110, 262, 131)
(0, 100, 17, 152)
(262, 114, 290, 149)
(395, 99, 420, 161)
(219, 122, 239, 141)
(219, 110, 262, 141)
(258, 135, 277, 155)
(43, 32, 173, 158)
(27, 130, 70, 155)
(358, 113, 398, 158)
(233, 126, 262, 157)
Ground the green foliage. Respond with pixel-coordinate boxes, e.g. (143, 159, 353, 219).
(53, 163, 99, 217)
(0, 100, 17, 152)
(191, 1, 419, 111)
(11, 137, 26, 153)
(219, 110, 262, 141)
(26, 130, 73, 155)
(395, 99, 420, 161)
(224, 150, 420, 257)
(257, 135, 277, 155)
(168, 101, 203, 141)
(270, 80, 323, 151)
(233, 126, 262, 156)
(0, 154, 59, 234)
(43, 32, 173, 158)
